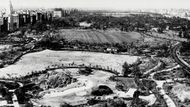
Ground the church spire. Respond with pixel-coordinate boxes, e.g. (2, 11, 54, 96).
(7, 0, 14, 31)
(9, 0, 14, 15)
(6, 0, 14, 16)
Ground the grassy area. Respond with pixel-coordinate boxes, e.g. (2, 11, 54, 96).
(58, 29, 142, 44)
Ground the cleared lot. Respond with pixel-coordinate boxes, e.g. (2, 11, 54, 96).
(33, 69, 116, 106)
(0, 50, 138, 78)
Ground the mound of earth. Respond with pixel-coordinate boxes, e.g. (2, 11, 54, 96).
(172, 83, 190, 102)
(33, 71, 76, 89)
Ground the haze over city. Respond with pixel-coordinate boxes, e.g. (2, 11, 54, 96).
(0, 0, 190, 10)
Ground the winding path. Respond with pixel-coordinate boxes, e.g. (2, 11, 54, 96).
(144, 60, 162, 75)
(149, 47, 188, 107)
(149, 65, 180, 107)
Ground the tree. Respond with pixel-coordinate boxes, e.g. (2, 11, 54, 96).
(78, 67, 93, 76)
(91, 85, 113, 96)
(122, 62, 132, 77)
(106, 98, 127, 107)
(132, 65, 142, 78)
(32, 21, 48, 32)
(0, 85, 8, 97)
(0, 32, 8, 37)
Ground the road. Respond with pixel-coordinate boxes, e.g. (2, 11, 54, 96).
(171, 42, 190, 74)
(147, 41, 190, 107)
(142, 32, 190, 74)
(144, 60, 162, 75)
(142, 32, 188, 42)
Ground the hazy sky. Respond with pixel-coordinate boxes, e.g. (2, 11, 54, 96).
(0, 0, 190, 10)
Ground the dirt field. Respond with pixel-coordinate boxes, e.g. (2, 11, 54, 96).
(0, 50, 138, 78)
(33, 69, 116, 106)
(58, 29, 142, 43)
(33, 68, 155, 106)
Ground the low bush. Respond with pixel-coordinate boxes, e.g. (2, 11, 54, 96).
(91, 85, 113, 96)
(78, 67, 93, 76)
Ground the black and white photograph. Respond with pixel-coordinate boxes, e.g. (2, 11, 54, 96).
(0, 0, 190, 107)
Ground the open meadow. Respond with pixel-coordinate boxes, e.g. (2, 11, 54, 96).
(58, 29, 143, 43)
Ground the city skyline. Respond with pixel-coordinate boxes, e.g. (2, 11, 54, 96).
(0, 0, 190, 10)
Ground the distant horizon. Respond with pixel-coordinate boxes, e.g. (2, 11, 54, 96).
(1, 0, 190, 11)
(2, 7, 190, 12)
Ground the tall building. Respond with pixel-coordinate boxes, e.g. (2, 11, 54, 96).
(53, 8, 62, 18)
(19, 14, 25, 27)
(7, 0, 14, 31)
(30, 14, 37, 25)
(0, 17, 3, 26)
(12, 13, 19, 29)
(0, 17, 8, 32)
(6, 0, 20, 31)
(0, 17, 4, 32)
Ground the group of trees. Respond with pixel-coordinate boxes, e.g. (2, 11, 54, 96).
(37, 33, 64, 49)
(87, 98, 127, 107)
(51, 17, 79, 29)
(122, 59, 142, 77)
(91, 85, 113, 96)
(122, 62, 132, 77)
(78, 13, 190, 32)
(0, 32, 8, 37)
(26, 14, 80, 32)
(0, 84, 8, 97)
(23, 11, 190, 34)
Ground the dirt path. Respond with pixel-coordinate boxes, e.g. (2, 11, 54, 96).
(144, 60, 161, 75)
(149, 65, 180, 107)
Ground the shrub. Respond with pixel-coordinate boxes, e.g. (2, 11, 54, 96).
(106, 98, 127, 107)
(122, 62, 132, 77)
(91, 85, 113, 96)
(92, 98, 127, 107)
(60, 103, 73, 107)
(87, 98, 100, 105)
(78, 67, 93, 76)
